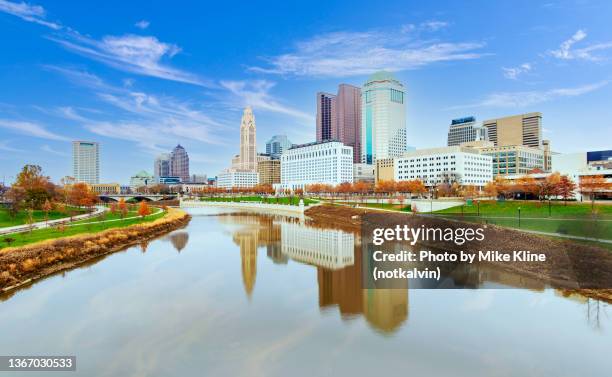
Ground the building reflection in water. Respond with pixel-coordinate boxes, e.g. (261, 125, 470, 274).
(219, 214, 409, 333)
(220, 214, 281, 298)
(169, 232, 190, 252)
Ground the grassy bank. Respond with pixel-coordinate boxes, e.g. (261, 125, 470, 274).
(434, 200, 612, 218)
(0, 208, 190, 291)
(0, 207, 88, 227)
(199, 196, 317, 206)
(1, 208, 166, 249)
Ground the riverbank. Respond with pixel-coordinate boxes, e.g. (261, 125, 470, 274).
(0, 208, 191, 292)
(305, 205, 612, 301)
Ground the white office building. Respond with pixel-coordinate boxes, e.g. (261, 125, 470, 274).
(72, 141, 99, 184)
(395, 146, 493, 188)
(280, 140, 353, 191)
(361, 71, 407, 164)
(280, 222, 354, 270)
(217, 170, 259, 189)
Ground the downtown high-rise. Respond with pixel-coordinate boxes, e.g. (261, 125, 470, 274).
(315, 84, 362, 162)
(266, 135, 292, 159)
(361, 71, 407, 164)
(72, 141, 99, 184)
(170, 144, 190, 182)
(153, 153, 171, 181)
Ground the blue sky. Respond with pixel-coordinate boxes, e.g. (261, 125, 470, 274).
(1, 0, 611, 184)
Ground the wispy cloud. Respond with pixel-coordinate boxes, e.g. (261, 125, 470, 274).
(48, 67, 229, 153)
(41, 144, 68, 156)
(0, 118, 69, 141)
(220, 80, 314, 122)
(0, 140, 25, 153)
(0, 0, 61, 29)
(549, 29, 612, 61)
(502, 63, 532, 80)
(451, 81, 609, 109)
(249, 28, 487, 77)
(134, 20, 150, 30)
(48, 32, 216, 87)
(401, 20, 449, 34)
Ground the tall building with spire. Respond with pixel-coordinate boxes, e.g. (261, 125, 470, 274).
(170, 144, 190, 182)
(239, 106, 257, 171)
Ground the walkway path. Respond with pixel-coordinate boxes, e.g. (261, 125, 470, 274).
(0, 206, 108, 236)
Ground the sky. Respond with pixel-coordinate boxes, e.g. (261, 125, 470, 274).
(1, 0, 611, 184)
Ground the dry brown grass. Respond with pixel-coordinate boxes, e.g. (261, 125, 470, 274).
(0, 208, 190, 291)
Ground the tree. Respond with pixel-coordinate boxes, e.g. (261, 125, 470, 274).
(109, 202, 118, 215)
(118, 198, 128, 219)
(68, 183, 98, 209)
(42, 199, 53, 224)
(13, 164, 56, 209)
(557, 175, 576, 205)
(484, 181, 498, 199)
(493, 176, 511, 199)
(537, 172, 560, 200)
(5, 186, 26, 219)
(353, 181, 371, 204)
(138, 201, 151, 218)
(579, 175, 608, 210)
(337, 182, 353, 200)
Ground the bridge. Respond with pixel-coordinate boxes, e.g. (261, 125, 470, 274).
(98, 194, 178, 202)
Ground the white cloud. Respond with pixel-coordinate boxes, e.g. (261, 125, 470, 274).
(549, 29, 612, 61)
(502, 63, 532, 80)
(0, 118, 69, 141)
(249, 28, 486, 77)
(41, 144, 68, 156)
(134, 20, 150, 30)
(48, 33, 216, 87)
(0, 0, 61, 29)
(421, 21, 449, 32)
(451, 80, 609, 109)
(0, 140, 25, 152)
(220, 80, 314, 122)
(401, 20, 449, 33)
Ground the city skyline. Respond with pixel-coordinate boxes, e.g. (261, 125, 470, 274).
(1, 0, 611, 184)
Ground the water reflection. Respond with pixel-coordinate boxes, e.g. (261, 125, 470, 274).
(218, 212, 410, 333)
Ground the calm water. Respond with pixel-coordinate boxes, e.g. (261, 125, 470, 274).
(0, 208, 610, 377)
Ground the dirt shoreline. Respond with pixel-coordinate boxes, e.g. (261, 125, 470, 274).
(0, 208, 191, 293)
(306, 205, 612, 303)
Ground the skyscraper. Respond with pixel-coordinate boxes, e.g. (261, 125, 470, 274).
(361, 71, 407, 164)
(336, 84, 362, 162)
(447, 116, 488, 146)
(239, 106, 257, 171)
(483, 112, 542, 148)
(72, 141, 99, 184)
(266, 135, 292, 159)
(316, 92, 336, 142)
(170, 144, 190, 182)
(153, 153, 171, 181)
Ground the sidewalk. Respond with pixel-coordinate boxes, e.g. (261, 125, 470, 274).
(0, 206, 107, 236)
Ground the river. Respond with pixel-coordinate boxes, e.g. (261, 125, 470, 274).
(0, 207, 610, 376)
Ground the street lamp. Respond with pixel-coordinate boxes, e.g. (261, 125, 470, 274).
(518, 206, 521, 228)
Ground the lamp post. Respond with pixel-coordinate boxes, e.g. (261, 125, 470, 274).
(477, 200, 480, 216)
(518, 206, 521, 228)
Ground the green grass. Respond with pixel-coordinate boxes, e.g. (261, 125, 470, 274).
(0, 207, 88, 228)
(0, 210, 166, 249)
(434, 200, 612, 219)
(199, 196, 317, 206)
(438, 215, 612, 241)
